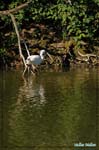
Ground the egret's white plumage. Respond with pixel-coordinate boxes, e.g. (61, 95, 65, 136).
(26, 50, 46, 65)
(23, 49, 53, 76)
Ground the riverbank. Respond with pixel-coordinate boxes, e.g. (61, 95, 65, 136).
(0, 23, 99, 69)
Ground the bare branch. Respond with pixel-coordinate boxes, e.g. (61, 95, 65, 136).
(10, 13, 27, 67)
(22, 39, 30, 57)
(0, 0, 32, 15)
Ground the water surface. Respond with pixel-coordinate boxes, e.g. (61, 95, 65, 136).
(0, 68, 99, 150)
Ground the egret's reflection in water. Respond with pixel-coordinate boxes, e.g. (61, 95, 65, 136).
(17, 76, 46, 107)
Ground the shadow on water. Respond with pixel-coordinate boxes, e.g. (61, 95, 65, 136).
(0, 68, 99, 150)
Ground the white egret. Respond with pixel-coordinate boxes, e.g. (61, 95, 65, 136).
(23, 49, 52, 76)
(26, 49, 46, 66)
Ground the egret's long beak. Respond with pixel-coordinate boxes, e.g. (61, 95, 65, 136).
(46, 52, 54, 64)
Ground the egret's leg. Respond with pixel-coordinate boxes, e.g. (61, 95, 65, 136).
(22, 65, 28, 76)
(30, 65, 36, 75)
(27, 66, 30, 74)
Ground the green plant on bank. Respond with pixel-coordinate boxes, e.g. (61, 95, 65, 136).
(0, 0, 99, 56)
(0, 48, 6, 56)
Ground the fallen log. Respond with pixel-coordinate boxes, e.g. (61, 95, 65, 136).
(76, 51, 99, 64)
(78, 51, 97, 58)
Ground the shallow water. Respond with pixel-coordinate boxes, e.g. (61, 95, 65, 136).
(0, 68, 99, 150)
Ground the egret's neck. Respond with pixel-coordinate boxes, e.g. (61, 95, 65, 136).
(40, 55, 44, 60)
(40, 53, 45, 60)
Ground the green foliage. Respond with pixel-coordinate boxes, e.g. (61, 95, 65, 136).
(0, 48, 6, 56)
(0, 0, 99, 52)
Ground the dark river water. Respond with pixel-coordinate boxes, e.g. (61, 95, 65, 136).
(0, 67, 99, 150)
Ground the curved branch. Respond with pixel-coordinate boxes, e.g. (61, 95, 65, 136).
(0, 0, 32, 15)
(10, 13, 27, 67)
